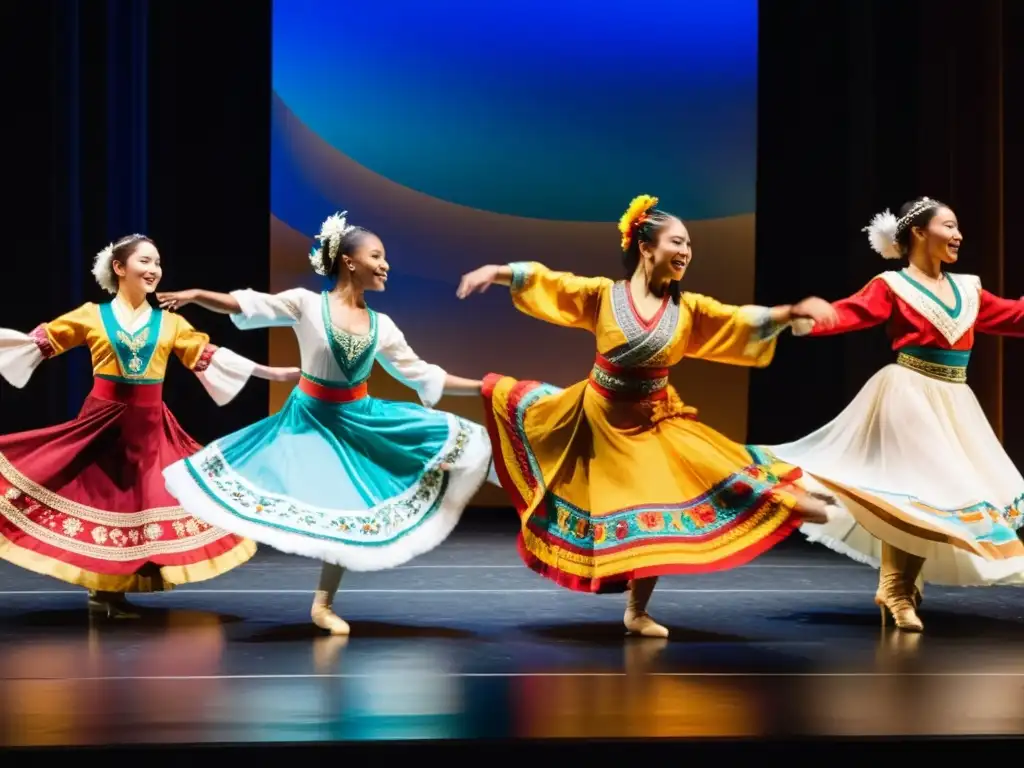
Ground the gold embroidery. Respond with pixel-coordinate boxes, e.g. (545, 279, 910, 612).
(329, 325, 373, 365)
(0, 495, 226, 560)
(116, 327, 150, 374)
(0, 451, 180, 524)
(0, 452, 230, 559)
(896, 352, 967, 383)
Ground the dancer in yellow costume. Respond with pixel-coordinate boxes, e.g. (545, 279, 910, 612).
(456, 195, 840, 637)
(0, 234, 298, 618)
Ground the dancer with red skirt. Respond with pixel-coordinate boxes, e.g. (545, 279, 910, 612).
(0, 234, 298, 617)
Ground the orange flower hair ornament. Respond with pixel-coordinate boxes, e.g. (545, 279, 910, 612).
(618, 194, 659, 250)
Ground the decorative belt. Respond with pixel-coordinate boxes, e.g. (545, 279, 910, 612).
(895, 346, 969, 384)
(297, 374, 368, 402)
(588, 355, 669, 401)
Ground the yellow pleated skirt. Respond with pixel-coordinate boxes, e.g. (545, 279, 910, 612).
(482, 373, 806, 593)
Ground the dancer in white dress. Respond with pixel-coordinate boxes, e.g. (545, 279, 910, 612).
(765, 197, 1024, 632)
(158, 212, 494, 635)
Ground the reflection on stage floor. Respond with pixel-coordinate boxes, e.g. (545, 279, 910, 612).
(1, 519, 1024, 746)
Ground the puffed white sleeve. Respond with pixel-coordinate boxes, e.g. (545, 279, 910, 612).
(172, 314, 257, 406)
(374, 313, 447, 408)
(230, 288, 307, 330)
(0, 329, 47, 389)
(0, 304, 94, 388)
(191, 347, 258, 406)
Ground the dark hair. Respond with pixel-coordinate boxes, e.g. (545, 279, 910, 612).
(621, 208, 683, 301)
(94, 233, 154, 293)
(318, 226, 377, 280)
(895, 197, 947, 257)
(111, 234, 153, 267)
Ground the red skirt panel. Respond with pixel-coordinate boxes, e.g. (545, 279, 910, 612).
(0, 378, 255, 592)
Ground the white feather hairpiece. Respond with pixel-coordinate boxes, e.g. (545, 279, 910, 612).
(92, 242, 119, 294)
(862, 209, 901, 260)
(309, 211, 356, 276)
(91, 234, 151, 293)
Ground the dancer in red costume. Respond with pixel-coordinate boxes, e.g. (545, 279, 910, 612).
(767, 197, 1024, 632)
(0, 234, 298, 617)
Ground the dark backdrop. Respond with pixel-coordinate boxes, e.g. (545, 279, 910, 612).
(753, 0, 1024, 463)
(4, 0, 1023, 464)
(2, 0, 271, 442)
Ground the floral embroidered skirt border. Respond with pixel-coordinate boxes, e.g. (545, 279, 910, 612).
(0, 379, 255, 593)
(163, 387, 493, 571)
(482, 373, 806, 594)
(767, 363, 1024, 587)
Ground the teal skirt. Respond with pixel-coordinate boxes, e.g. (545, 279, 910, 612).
(163, 386, 492, 570)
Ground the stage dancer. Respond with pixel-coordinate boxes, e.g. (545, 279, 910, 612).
(158, 211, 493, 636)
(0, 234, 299, 618)
(765, 196, 1024, 632)
(455, 194, 839, 638)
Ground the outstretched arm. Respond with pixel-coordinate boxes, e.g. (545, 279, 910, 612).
(456, 264, 514, 295)
(457, 262, 608, 332)
(791, 277, 894, 337)
(160, 287, 304, 330)
(251, 363, 302, 382)
(683, 294, 836, 367)
(0, 304, 93, 389)
(975, 290, 1024, 337)
(376, 314, 480, 406)
(171, 314, 298, 406)
(440, 374, 484, 396)
(158, 289, 240, 314)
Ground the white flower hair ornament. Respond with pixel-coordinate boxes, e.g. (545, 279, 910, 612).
(92, 242, 119, 294)
(862, 210, 901, 260)
(309, 211, 356, 276)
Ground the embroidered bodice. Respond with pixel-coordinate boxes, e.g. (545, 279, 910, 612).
(800, 268, 1024, 350)
(507, 262, 787, 399)
(318, 293, 378, 386)
(230, 287, 447, 407)
(0, 297, 257, 405)
(30, 299, 217, 383)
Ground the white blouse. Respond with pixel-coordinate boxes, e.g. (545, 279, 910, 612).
(231, 288, 447, 408)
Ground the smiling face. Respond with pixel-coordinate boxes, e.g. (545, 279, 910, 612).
(339, 232, 389, 292)
(639, 216, 692, 282)
(113, 240, 162, 296)
(911, 205, 962, 265)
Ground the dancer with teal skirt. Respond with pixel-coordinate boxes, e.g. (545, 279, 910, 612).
(158, 211, 493, 636)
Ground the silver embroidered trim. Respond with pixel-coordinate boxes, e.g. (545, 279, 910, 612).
(741, 306, 785, 341)
(590, 366, 668, 395)
(606, 281, 679, 367)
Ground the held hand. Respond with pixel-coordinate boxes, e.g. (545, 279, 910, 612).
(157, 289, 198, 311)
(790, 317, 815, 337)
(456, 265, 499, 299)
(790, 296, 838, 330)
